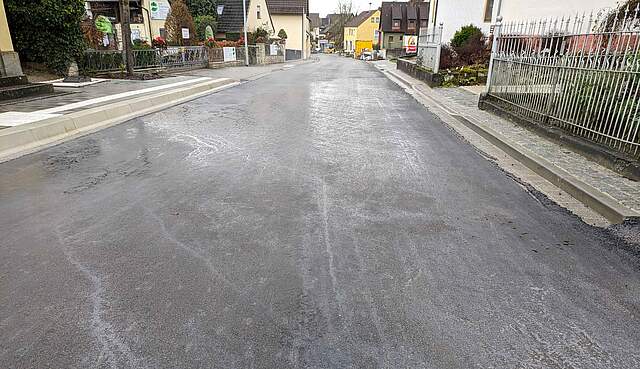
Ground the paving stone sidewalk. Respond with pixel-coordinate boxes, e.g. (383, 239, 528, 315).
(375, 60, 640, 214)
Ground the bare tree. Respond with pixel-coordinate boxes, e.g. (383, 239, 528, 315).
(326, 0, 354, 50)
(119, 0, 135, 75)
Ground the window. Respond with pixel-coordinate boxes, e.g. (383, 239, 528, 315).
(421, 20, 428, 28)
(408, 20, 416, 31)
(392, 20, 400, 31)
(217, 5, 224, 15)
(257, 5, 261, 19)
(484, 0, 494, 23)
(389, 36, 393, 42)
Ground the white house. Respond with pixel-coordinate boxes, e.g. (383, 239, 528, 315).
(433, 0, 621, 43)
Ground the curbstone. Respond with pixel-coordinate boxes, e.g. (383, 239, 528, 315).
(384, 69, 640, 224)
(0, 78, 236, 163)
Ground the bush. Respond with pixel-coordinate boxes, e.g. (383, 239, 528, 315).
(186, 0, 217, 18)
(194, 15, 217, 41)
(278, 29, 288, 40)
(5, 0, 86, 75)
(449, 24, 489, 66)
(165, 0, 196, 46)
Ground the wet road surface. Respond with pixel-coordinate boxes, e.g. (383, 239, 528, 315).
(1, 55, 640, 369)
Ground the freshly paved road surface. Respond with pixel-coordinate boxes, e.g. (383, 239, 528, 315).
(1, 55, 639, 369)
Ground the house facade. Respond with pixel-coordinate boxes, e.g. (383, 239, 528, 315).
(343, 10, 381, 57)
(217, 0, 275, 40)
(0, 0, 21, 77)
(267, 0, 311, 60)
(85, 0, 169, 44)
(379, 1, 430, 51)
(433, 0, 619, 42)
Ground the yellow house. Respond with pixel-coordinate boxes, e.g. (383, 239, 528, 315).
(0, 0, 22, 77)
(343, 9, 380, 57)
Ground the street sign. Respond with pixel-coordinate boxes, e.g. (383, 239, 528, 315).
(150, 0, 170, 20)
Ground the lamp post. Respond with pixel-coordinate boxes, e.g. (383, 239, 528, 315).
(242, 0, 249, 66)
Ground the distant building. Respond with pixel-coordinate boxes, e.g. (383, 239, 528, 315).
(343, 10, 381, 57)
(309, 13, 321, 51)
(266, 0, 311, 60)
(379, 1, 430, 51)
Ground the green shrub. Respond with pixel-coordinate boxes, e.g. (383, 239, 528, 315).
(278, 29, 288, 40)
(451, 25, 482, 48)
(194, 15, 217, 41)
(5, 0, 86, 75)
(186, 0, 217, 18)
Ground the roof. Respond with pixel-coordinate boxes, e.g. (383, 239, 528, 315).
(266, 0, 309, 14)
(345, 10, 377, 27)
(380, 1, 429, 34)
(309, 13, 321, 28)
(216, 0, 250, 33)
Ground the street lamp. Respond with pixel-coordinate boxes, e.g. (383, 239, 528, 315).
(242, 0, 249, 66)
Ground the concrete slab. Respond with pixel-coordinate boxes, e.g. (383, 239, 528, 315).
(0, 111, 62, 127)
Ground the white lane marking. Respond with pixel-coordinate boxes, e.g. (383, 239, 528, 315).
(40, 77, 219, 114)
(0, 111, 63, 127)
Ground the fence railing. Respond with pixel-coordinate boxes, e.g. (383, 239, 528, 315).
(486, 6, 640, 159)
(417, 25, 443, 73)
(82, 46, 208, 73)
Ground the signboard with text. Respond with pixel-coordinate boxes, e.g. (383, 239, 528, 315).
(403, 35, 417, 54)
(150, 0, 170, 20)
(223, 47, 237, 62)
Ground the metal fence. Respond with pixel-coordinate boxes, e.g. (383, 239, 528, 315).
(486, 6, 640, 159)
(417, 25, 443, 73)
(82, 46, 208, 73)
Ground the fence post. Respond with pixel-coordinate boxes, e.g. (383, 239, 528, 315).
(486, 16, 503, 93)
(434, 23, 443, 74)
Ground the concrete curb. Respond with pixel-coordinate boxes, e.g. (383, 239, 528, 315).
(0, 78, 239, 163)
(384, 69, 640, 224)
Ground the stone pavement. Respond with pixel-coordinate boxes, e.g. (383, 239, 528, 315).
(372, 59, 640, 220)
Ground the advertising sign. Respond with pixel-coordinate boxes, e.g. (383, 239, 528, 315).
(403, 35, 417, 53)
(270, 44, 279, 56)
(150, 0, 170, 20)
(223, 47, 237, 62)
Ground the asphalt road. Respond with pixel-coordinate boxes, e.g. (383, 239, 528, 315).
(1, 55, 639, 369)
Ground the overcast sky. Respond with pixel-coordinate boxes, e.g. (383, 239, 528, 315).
(310, 0, 383, 17)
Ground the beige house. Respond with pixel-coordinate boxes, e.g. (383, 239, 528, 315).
(267, 0, 311, 60)
(0, 0, 22, 77)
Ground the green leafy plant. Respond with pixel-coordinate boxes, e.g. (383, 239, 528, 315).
(186, 0, 217, 18)
(5, 0, 86, 75)
(278, 29, 288, 40)
(449, 24, 489, 66)
(194, 15, 217, 41)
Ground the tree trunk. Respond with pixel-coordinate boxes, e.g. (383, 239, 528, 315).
(120, 0, 135, 75)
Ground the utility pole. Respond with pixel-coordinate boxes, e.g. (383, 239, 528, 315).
(242, 0, 249, 66)
(119, 0, 134, 75)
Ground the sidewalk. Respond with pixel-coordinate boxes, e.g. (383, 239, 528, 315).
(372, 59, 640, 225)
(0, 60, 310, 162)
(0, 60, 308, 121)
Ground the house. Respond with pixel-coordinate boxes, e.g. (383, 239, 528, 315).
(432, 0, 619, 42)
(379, 1, 430, 51)
(0, 0, 53, 101)
(309, 12, 321, 50)
(0, 0, 21, 77)
(85, 0, 169, 45)
(343, 9, 381, 57)
(266, 0, 311, 60)
(216, 0, 275, 40)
